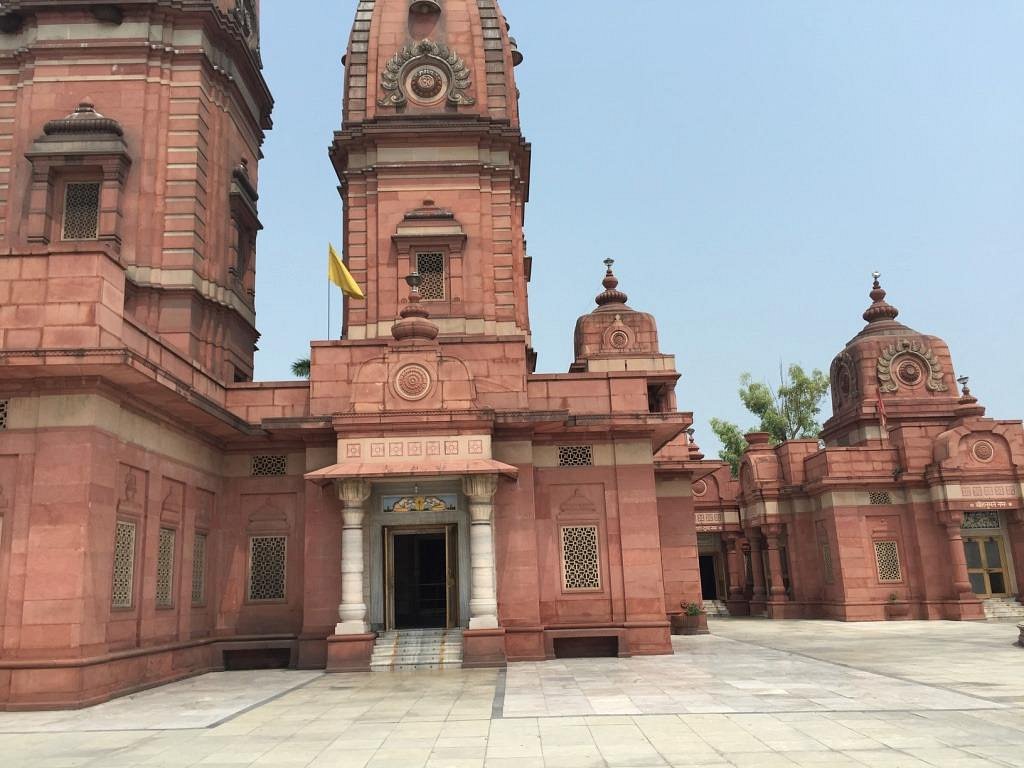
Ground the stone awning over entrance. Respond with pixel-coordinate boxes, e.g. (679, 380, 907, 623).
(304, 458, 518, 486)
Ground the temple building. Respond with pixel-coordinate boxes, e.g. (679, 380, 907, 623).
(0, 0, 1020, 711)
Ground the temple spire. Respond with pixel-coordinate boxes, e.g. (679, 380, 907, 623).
(862, 271, 900, 324)
(595, 258, 629, 309)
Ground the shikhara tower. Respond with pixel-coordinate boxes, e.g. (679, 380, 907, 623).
(0, 0, 1020, 710)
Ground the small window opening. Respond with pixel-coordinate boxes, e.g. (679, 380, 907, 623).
(62, 181, 101, 240)
(416, 252, 445, 300)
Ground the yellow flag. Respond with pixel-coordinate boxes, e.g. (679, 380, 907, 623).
(328, 244, 365, 300)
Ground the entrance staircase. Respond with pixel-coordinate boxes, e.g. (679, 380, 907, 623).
(703, 600, 731, 617)
(983, 597, 1024, 620)
(370, 628, 464, 672)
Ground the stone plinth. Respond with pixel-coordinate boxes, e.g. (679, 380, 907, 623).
(325, 634, 376, 673)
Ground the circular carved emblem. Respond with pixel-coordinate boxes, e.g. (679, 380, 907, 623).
(692, 480, 708, 497)
(895, 356, 924, 387)
(972, 440, 995, 463)
(609, 330, 630, 350)
(395, 364, 432, 401)
(411, 67, 444, 99)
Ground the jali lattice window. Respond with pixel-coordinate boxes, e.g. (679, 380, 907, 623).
(251, 455, 287, 476)
(561, 525, 601, 592)
(191, 533, 207, 606)
(869, 491, 893, 506)
(821, 541, 835, 584)
(873, 540, 903, 583)
(155, 527, 176, 608)
(558, 445, 594, 467)
(416, 252, 445, 300)
(62, 181, 101, 240)
(0, 400, 8, 430)
(248, 535, 287, 602)
(112, 520, 136, 609)
(962, 511, 1000, 530)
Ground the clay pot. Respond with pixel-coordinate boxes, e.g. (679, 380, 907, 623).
(670, 613, 709, 636)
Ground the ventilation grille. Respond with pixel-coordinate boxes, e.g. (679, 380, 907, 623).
(561, 525, 601, 591)
(873, 540, 903, 583)
(416, 252, 445, 300)
(248, 536, 287, 601)
(869, 491, 893, 506)
(155, 528, 176, 608)
(191, 533, 207, 606)
(821, 541, 835, 584)
(962, 511, 1000, 530)
(558, 445, 594, 467)
(0, 400, 8, 431)
(112, 520, 136, 609)
(251, 455, 287, 477)
(63, 181, 101, 240)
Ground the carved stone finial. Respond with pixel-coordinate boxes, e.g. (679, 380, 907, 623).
(43, 100, 124, 137)
(862, 271, 900, 324)
(596, 259, 629, 308)
(392, 272, 439, 341)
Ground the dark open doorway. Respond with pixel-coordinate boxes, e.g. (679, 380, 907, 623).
(699, 554, 719, 601)
(392, 531, 448, 629)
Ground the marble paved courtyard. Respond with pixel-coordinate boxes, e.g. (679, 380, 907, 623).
(3, 619, 1023, 767)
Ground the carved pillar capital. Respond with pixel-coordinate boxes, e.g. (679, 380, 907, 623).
(338, 478, 372, 508)
(462, 473, 499, 504)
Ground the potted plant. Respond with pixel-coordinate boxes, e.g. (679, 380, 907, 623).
(671, 602, 709, 635)
(885, 592, 910, 620)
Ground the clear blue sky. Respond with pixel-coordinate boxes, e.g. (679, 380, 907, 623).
(255, 1, 1024, 456)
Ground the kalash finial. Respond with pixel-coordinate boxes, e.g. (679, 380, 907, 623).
(595, 258, 629, 308)
(391, 271, 439, 342)
(862, 270, 900, 324)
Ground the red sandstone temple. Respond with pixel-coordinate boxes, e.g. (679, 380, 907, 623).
(0, 0, 1020, 710)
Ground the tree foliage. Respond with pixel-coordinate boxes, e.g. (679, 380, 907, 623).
(711, 363, 830, 475)
(291, 357, 311, 379)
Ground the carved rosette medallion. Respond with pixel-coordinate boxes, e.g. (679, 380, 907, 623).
(877, 339, 948, 394)
(830, 351, 859, 410)
(379, 40, 476, 108)
(692, 480, 708, 498)
(395, 364, 432, 401)
(610, 330, 629, 350)
(971, 440, 995, 463)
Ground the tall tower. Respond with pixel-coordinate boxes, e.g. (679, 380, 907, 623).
(0, 0, 271, 383)
(331, 0, 532, 356)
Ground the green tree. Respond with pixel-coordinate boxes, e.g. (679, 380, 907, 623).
(291, 357, 311, 379)
(710, 363, 830, 475)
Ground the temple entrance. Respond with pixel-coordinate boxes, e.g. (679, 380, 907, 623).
(385, 525, 458, 630)
(699, 555, 719, 601)
(964, 535, 1009, 597)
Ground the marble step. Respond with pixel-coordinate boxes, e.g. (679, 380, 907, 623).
(703, 600, 731, 617)
(370, 629, 464, 672)
(983, 598, 1024, 619)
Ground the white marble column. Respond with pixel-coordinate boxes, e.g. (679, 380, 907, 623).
(336, 478, 372, 636)
(463, 474, 500, 630)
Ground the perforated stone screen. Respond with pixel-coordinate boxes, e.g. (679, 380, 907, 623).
(156, 528, 176, 608)
(0, 400, 8, 431)
(251, 455, 287, 476)
(821, 541, 835, 584)
(873, 540, 903, 583)
(962, 511, 1000, 530)
(558, 445, 594, 467)
(416, 252, 445, 300)
(62, 182, 101, 240)
(561, 525, 601, 592)
(869, 491, 893, 506)
(112, 520, 136, 609)
(248, 536, 287, 602)
(192, 533, 207, 606)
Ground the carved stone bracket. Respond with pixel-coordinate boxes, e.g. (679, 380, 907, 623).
(877, 338, 948, 394)
(379, 39, 476, 108)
